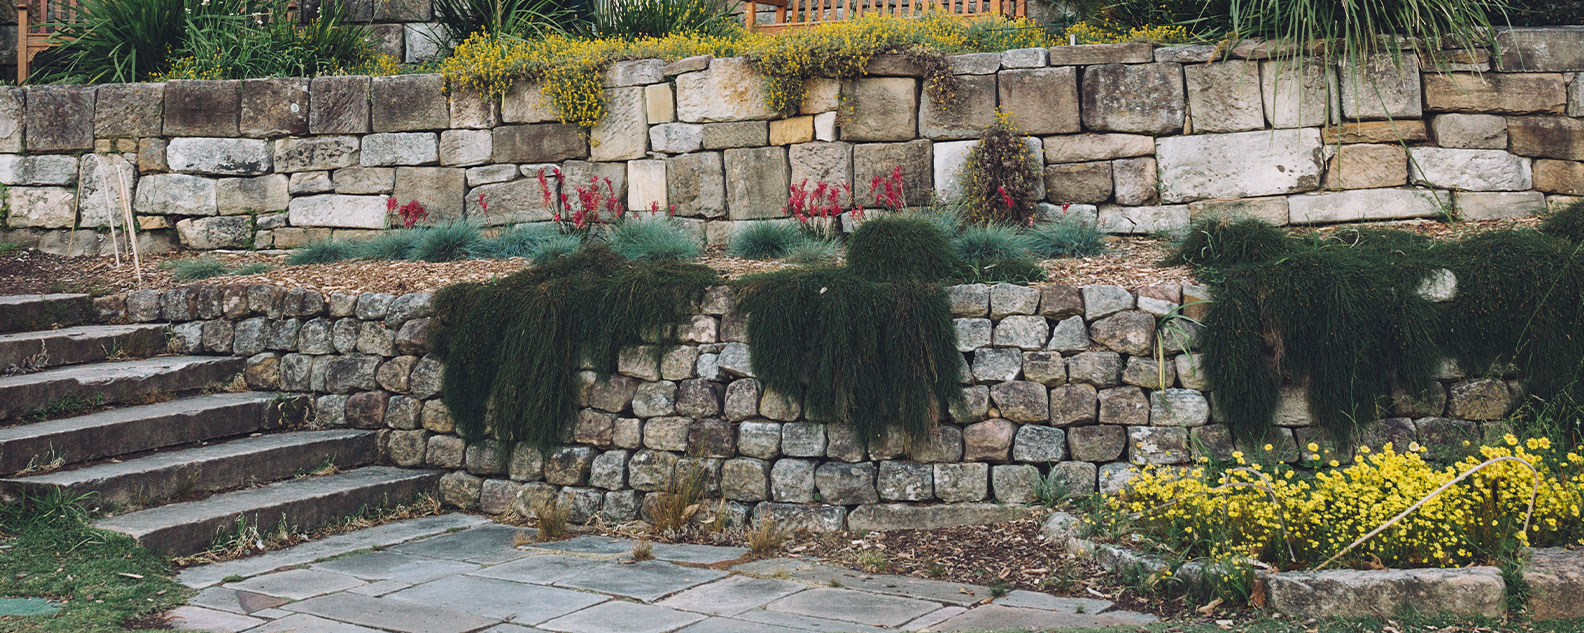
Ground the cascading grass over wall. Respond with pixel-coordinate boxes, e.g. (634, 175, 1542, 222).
(430, 245, 719, 449)
(736, 216, 966, 444)
(1175, 208, 1584, 447)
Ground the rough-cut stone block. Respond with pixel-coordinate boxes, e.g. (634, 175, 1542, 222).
(1339, 54, 1422, 120)
(1495, 28, 1584, 72)
(667, 151, 726, 218)
(1322, 120, 1429, 144)
(591, 87, 649, 161)
(1424, 73, 1566, 114)
(842, 77, 918, 142)
(948, 52, 1000, 74)
(1408, 147, 1531, 191)
(1455, 191, 1547, 220)
(1048, 42, 1152, 65)
(310, 76, 370, 134)
(1157, 128, 1324, 202)
(275, 136, 359, 172)
(95, 83, 164, 138)
(288, 194, 388, 229)
(0, 88, 22, 153)
(627, 159, 668, 211)
(1128, 426, 1189, 465)
(217, 175, 289, 215)
(1081, 63, 1184, 134)
(999, 67, 1080, 135)
(1507, 115, 1584, 160)
(371, 74, 449, 132)
(701, 121, 768, 149)
(1012, 424, 1066, 462)
(1043, 133, 1154, 163)
(919, 74, 996, 139)
(815, 462, 878, 505)
(1522, 548, 1584, 621)
(721, 147, 787, 220)
(651, 123, 703, 154)
(1068, 424, 1125, 461)
(1187, 197, 1290, 225)
(675, 57, 775, 123)
(361, 132, 438, 167)
(493, 124, 587, 163)
(134, 173, 217, 216)
(1184, 60, 1263, 133)
(164, 80, 241, 137)
(1045, 162, 1112, 204)
(167, 138, 272, 176)
(1288, 188, 1450, 224)
(6, 187, 76, 228)
(177, 216, 251, 249)
(1112, 156, 1158, 206)
(1431, 113, 1507, 149)
(239, 78, 309, 137)
(439, 129, 492, 167)
(1261, 61, 1337, 128)
(394, 167, 466, 222)
(854, 140, 932, 206)
(1326, 143, 1407, 190)
(501, 82, 558, 124)
(26, 85, 95, 151)
(1266, 567, 1506, 619)
(933, 462, 988, 503)
(1535, 159, 1584, 195)
(1097, 204, 1189, 235)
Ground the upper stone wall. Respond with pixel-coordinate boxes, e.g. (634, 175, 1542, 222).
(5, 28, 1584, 255)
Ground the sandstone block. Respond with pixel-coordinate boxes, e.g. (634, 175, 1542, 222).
(1408, 147, 1531, 191)
(724, 147, 788, 219)
(854, 140, 932, 206)
(1081, 63, 1184, 134)
(1507, 115, 1584, 160)
(287, 194, 388, 229)
(1045, 162, 1112, 204)
(167, 138, 271, 176)
(1339, 54, 1422, 120)
(95, 83, 164, 138)
(217, 175, 289, 215)
(1431, 113, 1507, 149)
(134, 174, 217, 216)
(1455, 191, 1547, 220)
(1424, 73, 1566, 114)
(1000, 67, 1081, 135)
(1157, 128, 1324, 202)
(919, 74, 996, 139)
(667, 151, 727, 218)
(1184, 60, 1263, 133)
(26, 85, 95, 151)
(1260, 61, 1337, 128)
(1326, 143, 1407, 190)
(675, 57, 776, 123)
(1288, 188, 1450, 224)
(591, 87, 648, 161)
(1048, 42, 1152, 65)
(842, 77, 918, 141)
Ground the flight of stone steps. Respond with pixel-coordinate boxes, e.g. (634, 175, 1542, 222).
(0, 293, 439, 557)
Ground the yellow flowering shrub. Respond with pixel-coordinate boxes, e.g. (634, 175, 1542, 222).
(440, 12, 1051, 130)
(1063, 19, 1190, 45)
(1097, 436, 1584, 570)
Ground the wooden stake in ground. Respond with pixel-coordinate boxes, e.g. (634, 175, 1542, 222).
(114, 160, 143, 286)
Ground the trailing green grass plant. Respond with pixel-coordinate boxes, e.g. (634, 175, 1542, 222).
(950, 224, 1034, 264)
(845, 216, 971, 284)
(1028, 216, 1107, 259)
(355, 229, 425, 261)
(606, 218, 700, 262)
(783, 236, 841, 265)
(231, 262, 275, 276)
(1541, 200, 1584, 244)
(1162, 216, 1291, 269)
(164, 257, 230, 281)
(431, 245, 718, 448)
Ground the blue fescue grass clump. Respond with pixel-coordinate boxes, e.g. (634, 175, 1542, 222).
(412, 220, 483, 262)
(950, 223, 1034, 264)
(286, 240, 359, 265)
(164, 257, 230, 281)
(355, 228, 424, 261)
(232, 262, 275, 275)
(784, 236, 841, 265)
(728, 221, 805, 259)
(607, 218, 700, 262)
(1028, 216, 1108, 259)
(472, 224, 562, 259)
(533, 233, 586, 263)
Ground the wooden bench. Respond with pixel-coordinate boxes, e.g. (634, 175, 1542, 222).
(742, 0, 1025, 32)
(15, 0, 79, 83)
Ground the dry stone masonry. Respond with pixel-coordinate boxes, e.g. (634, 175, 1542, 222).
(93, 279, 1525, 531)
(7, 29, 1584, 254)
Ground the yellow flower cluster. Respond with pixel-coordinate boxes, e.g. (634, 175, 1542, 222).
(1100, 437, 1584, 570)
(1063, 19, 1190, 45)
(439, 12, 1050, 130)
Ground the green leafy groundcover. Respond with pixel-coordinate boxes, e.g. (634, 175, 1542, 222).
(431, 245, 720, 449)
(1177, 210, 1584, 446)
(737, 216, 966, 444)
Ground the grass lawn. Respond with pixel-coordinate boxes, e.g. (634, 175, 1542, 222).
(0, 492, 190, 633)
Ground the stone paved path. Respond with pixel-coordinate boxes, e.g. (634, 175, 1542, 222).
(167, 514, 1157, 633)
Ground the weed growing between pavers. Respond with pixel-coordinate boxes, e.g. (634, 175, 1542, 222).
(432, 244, 719, 449)
(736, 216, 965, 445)
(0, 490, 190, 633)
(1171, 216, 1584, 446)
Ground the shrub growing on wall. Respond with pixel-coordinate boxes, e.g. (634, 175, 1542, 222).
(431, 245, 719, 448)
(960, 115, 1042, 227)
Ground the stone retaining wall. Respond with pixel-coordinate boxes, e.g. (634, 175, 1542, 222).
(5, 28, 1584, 254)
(92, 279, 1525, 531)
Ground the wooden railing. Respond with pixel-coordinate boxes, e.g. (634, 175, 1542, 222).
(16, 0, 78, 83)
(742, 0, 1024, 32)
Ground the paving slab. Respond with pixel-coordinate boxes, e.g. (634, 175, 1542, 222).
(482, 625, 551, 633)
(345, 580, 412, 596)
(784, 567, 994, 606)
(167, 605, 265, 632)
(189, 586, 289, 614)
(390, 523, 530, 564)
(902, 605, 966, 630)
(555, 560, 727, 602)
(313, 550, 481, 583)
(674, 616, 812, 633)
(764, 587, 940, 627)
(733, 609, 888, 633)
(521, 535, 635, 557)
(179, 514, 488, 588)
(249, 608, 293, 619)
(468, 554, 610, 585)
(729, 557, 818, 576)
(994, 589, 1114, 613)
(386, 574, 608, 625)
(225, 568, 367, 600)
(242, 613, 387, 632)
(656, 575, 807, 616)
(930, 604, 1158, 631)
(648, 543, 750, 564)
(538, 600, 705, 633)
(0, 355, 244, 420)
(284, 592, 501, 633)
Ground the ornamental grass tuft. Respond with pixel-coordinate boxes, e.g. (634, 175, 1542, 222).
(1028, 216, 1107, 259)
(728, 221, 806, 260)
(606, 217, 700, 262)
(412, 220, 484, 262)
(286, 240, 359, 265)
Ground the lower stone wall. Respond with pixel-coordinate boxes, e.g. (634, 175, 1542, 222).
(92, 280, 1525, 531)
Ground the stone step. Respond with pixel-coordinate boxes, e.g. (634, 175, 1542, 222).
(0, 293, 91, 334)
(0, 392, 306, 476)
(0, 355, 245, 420)
(4, 430, 378, 511)
(0, 324, 169, 372)
(95, 466, 441, 557)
